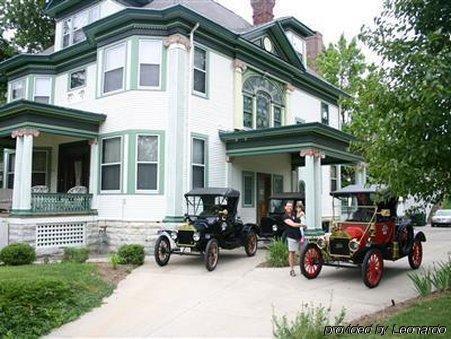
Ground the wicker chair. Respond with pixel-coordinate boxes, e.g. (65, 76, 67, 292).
(31, 185, 50, 193)
(67, 186, 88, 194)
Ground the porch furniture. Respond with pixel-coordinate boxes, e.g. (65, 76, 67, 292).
(67, 186, 88, 194)
(0, 189, 13, 212)
(31, 185, 49, 193)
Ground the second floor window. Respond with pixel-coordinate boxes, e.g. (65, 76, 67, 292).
(62, 5, 100, 48)
(193, 47, 207, 95)
(10, 79, 26, 101)
(33, 77, 52, 104)
(256, 92, 270, 129)
(243, 95, 253, 128)
(321, 102, 329, 125)
(139, 40, 162, 88)
(273, 106, 282, 127)
(103, 44, 126, 94)
(69, 69, 87, 90)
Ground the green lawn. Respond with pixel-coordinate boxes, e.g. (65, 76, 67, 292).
(0, 263, 114, 338)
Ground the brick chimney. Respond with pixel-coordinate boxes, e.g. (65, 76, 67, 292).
(251, 0, 276, 26)
(306, 32, 325, 71)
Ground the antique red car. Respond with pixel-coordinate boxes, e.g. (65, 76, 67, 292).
(300, 184, 426, 288)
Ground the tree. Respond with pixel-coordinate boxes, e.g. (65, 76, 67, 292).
(354, 0, 451, 203)
(315, 34, 367, 124)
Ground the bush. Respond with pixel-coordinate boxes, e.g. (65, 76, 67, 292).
(273, 303, 346, 339)
(267, 240, 289, 267)
(408, 270, 432, 296)
(110, 253, 120, 270)
(409, 259, 451, 296)
(0, 243, 36, 266)
(406, 206, 426, 226)
(62, 247, 90, 263)
(116, 244, 145, 266)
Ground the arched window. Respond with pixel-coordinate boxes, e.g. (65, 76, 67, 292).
(242, 75, 284, 130)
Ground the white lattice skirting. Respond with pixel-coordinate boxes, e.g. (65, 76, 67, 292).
(36, 222, 86, 248)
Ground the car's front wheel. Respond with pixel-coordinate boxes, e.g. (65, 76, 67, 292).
(204, 238, 219, 271)
(300, 243, 323, 279)
(154, 236, 171, 266)
(244, 230, 258, 257)
(408, 240, 423, 269)
(362, 249, 384, 288)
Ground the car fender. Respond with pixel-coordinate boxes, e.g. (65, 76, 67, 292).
(156, 230, 177, 248)
(243, 223, 258, 234)
(414, 231, 426, 242)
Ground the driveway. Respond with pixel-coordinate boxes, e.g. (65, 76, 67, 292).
(50, 226, 450, 338)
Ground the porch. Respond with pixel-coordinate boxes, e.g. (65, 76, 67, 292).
(0, 100, 106, 216)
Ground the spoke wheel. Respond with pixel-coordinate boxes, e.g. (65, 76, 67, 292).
(300, 244, 323, 279)
(245, 230, 258, 257)
(362, 249, 384, 288)
(154, 236, 171, 266)
(408, 241, 423, 269)
(204, 238, 219, 271)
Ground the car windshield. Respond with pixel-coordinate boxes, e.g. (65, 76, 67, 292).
(335, 195, 377, 223)
(186, 195, 229, 217)
(436, 210, 451, 216)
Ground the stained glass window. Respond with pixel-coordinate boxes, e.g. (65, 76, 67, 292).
(243, 95, 253, 128)
(256, 92, 270, 129)
(274, 106, 282, 127)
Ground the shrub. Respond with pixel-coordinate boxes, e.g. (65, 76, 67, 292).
(267, 240, 289, 267)
(62, 247, 90, 263)
(408, 270, 432, 296)
(110, 253, 120, 270)
(0, 243, 36, 266)
(405, 206, 426, 226)
(116, 244, 145, 266)
(429, 260, 451, 292)
(273, 303, 346, 339)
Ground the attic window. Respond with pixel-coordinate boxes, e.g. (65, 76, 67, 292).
(62, 5, 100, 48)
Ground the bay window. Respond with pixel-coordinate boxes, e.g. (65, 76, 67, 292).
(103, 43, 126, 94)
(33, 77, 52, 104)
(101, 137, 122, 191)
(192, 138, 206, 189)
(193, 47, 207, 95)
(139, 40, 162, 88)
(10, 79, 26, 101)
(136, 135, 159, 191)
(61, 5, 100, 48)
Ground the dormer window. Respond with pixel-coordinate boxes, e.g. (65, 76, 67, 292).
(62, 5, 100, 48)
(286, 31, 307, 65)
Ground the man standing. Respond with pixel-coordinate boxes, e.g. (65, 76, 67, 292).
(283, 201, 305, 277)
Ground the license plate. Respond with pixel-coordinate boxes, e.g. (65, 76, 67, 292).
(180, 247, 191, 253)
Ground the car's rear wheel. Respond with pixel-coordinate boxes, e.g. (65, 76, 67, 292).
(408, 240, 423, 269)
(300, 243, 323, 279)
(204, 238, 219, 271)
(362, 249, 384, 288)
(244, 230, 258, 256)
(154, 236, 171, 266)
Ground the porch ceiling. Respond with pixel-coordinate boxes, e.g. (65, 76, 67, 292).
(219, 122, 363, 165)
(0, 100, 106, 139)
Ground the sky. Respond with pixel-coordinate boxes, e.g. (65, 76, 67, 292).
(215, 0, 384, 63)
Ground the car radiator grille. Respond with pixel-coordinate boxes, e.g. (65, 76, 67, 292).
(177, 230, 194, 246)
(329, 238, 350, 256)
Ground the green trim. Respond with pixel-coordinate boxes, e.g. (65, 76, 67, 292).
(163, 215, 185, 223)
(242, 171, 255, 208)
(129, 36, 139, 90)
(27, 75, 35, 101)
(127, 130, 165, 195)
(191, 132, 209, 189)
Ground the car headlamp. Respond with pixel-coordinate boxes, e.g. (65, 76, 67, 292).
(272, 224, 278, 232)
(349, 239, 360, 252)
(170, 232, 177, 240)
(317, 236, 326, 249)
(193, 232, 200, 242)
(221, 222, 228, 231)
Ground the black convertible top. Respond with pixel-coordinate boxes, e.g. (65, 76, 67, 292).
(269, 192, 305, 200)
(330, 184, 385, 197)
(185, 187, 240, 198)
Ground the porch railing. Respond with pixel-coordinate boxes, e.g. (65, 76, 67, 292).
(31, 193, 93, 214)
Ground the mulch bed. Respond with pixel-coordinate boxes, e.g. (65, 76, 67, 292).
(92, 262, 133, 286)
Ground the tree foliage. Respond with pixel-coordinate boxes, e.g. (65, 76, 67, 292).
(353, 0, 451, 203)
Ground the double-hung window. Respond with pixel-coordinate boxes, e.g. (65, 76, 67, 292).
(101, 137, 122, 191)
(69, 69, 87, 90)
(34, 77, 52, 104)
(193, 47, 207, 95)
(103, 44, 126, 94)
(273, 175, 284, 194)
(6, 150, 49, 189)
(330, 165, 338, 192)
(242, 172, 255, 207)
(61, 5, 100, 48)
(139, 40, 162, 88)
(10, 79, 26, 101)
(136, 135, 159, 191)
(321, 102, 329, 125)
(273, 106, 282, 127)
(192, 138, 206, 189)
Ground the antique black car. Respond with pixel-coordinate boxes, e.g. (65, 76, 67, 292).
(300, 184, 426, 288)
(257, 192, 305, 239)
(154, 188, 258, 271)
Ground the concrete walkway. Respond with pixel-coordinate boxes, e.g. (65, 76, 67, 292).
(50, 226, 450, 338)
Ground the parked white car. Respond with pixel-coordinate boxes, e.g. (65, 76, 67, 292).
(431, 209, 451, 227)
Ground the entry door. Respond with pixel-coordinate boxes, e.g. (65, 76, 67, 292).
(257, 173, 272, 221)
(58, 141, 90, 193)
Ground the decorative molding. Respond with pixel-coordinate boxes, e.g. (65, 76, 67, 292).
(163, 34, 191, 50)
(286, 83, 296, 93)
(88, 139, 98, 146)
(232, 59, 247, 72)
(300, 148, 325, 159)
(11, 128, 41, 138)
(225, 156, 233, 163)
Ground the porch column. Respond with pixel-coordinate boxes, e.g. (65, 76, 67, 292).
(301, 149, 324, 229)
(163, 34, 190, 222)
(11, 128, 40, 212)
(232, 59, 247, 130)
(225, 156, 233, 187)
(285, 84, 295, 125)
(355, 162, 367, 186)
(89, 139, 99, 210)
